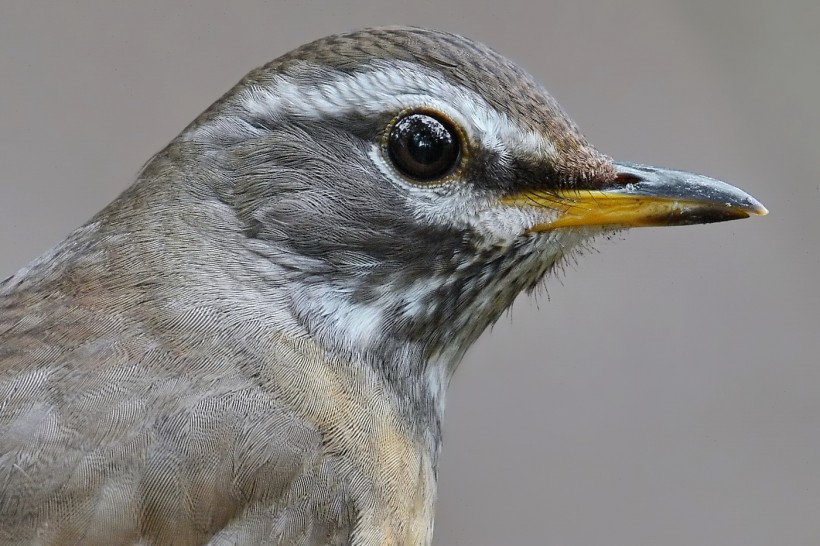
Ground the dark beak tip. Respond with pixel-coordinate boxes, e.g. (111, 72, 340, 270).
(749, 199, 769, 217)
(612, 161, 769, 220)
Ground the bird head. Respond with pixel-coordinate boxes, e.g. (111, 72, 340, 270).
(153, 27, 765, 387)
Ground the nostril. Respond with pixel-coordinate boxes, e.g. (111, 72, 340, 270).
(590, 171, 641, 190)
(613, 172, 642, 186)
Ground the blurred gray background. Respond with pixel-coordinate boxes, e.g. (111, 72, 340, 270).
(1, 1, 817, 544)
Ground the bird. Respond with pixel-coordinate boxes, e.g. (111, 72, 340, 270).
(0, 26, 766, 546)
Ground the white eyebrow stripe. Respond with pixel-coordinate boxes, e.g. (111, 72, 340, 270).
(234, 60, 556, 161)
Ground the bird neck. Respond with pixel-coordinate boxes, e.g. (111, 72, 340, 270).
(252, 231, 581, 455)
(92, 160, 588, 462)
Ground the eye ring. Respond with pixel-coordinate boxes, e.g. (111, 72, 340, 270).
(384, 110, 464, 183)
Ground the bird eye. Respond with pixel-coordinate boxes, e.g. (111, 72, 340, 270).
(387, 112, 461, 182)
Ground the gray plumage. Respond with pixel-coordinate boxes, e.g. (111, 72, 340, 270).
(0, 27, 765, 545)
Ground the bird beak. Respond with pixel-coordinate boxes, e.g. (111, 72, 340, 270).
(503, 161, 768, 231)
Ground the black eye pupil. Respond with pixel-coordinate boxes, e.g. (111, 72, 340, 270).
(387, 113, 460, 181)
